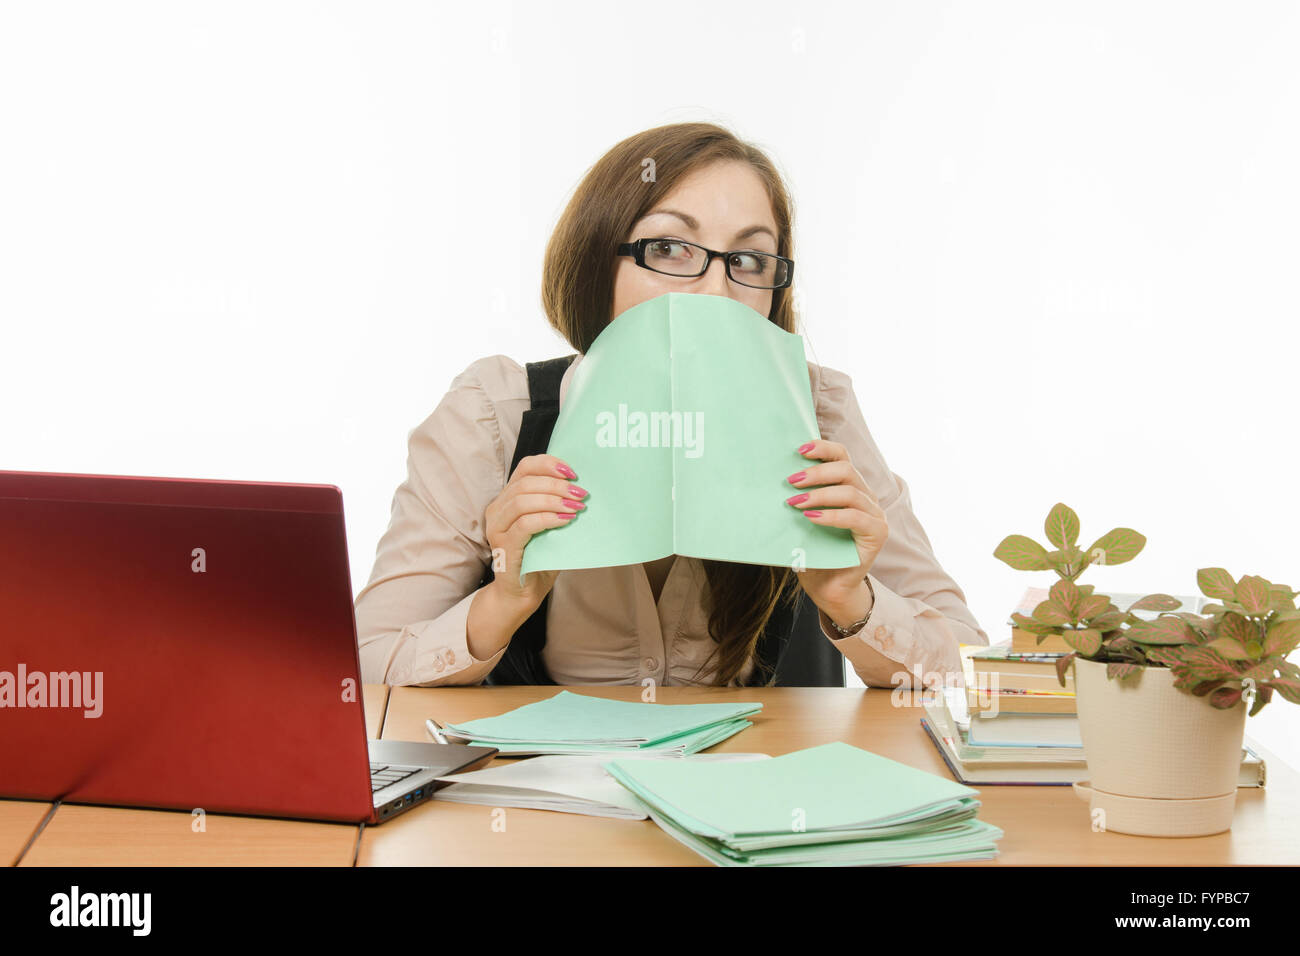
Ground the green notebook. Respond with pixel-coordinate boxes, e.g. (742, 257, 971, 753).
(518, 292, 860, 586)
(604, 740, 1003, 866)
(438, 690, 762, 756)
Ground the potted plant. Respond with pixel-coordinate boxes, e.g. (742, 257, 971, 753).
(993, 503, 1300, 836)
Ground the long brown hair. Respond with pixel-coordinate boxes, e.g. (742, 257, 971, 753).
(541, 122, 803, 687)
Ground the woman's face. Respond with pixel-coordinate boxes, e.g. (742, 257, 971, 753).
(611, 159, 780, 324)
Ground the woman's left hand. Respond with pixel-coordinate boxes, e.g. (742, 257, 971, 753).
(785, 438, 889, 623)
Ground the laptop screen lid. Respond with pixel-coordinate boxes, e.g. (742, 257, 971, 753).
(0, 469, 376, 823)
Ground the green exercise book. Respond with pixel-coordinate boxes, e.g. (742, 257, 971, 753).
(517, 292, 860, 586)
(437, 690, 762, 756)
(603, 740, 1004, 866)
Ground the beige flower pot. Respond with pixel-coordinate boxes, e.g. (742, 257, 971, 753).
(1071, 657, 1247, 837)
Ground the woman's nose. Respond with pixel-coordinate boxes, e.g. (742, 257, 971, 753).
(696, 256, 732, 297)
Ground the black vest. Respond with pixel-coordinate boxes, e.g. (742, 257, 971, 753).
(478, 354, 846, 688)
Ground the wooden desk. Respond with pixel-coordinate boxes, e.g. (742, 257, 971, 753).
(15, 683, 1298, 865)
(14, 685, 391, 867)
(0, 801, 52, 867)
(358, 685, 1300, 867)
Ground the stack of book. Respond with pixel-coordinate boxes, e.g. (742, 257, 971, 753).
(966, 642, 1077, 716)
(966, 587, 1210, 717)
(926, 586, 1275, 785)
(922, 679, 1267, 787)
(438, 690, 760, 756)
(602, 741, 1004, 865)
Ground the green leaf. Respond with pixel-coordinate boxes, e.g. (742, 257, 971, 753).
(1208, 637, 1255, 661)
(1197, 568, 1237, 602)
(1264, 618, 1300, 657)
(1011, 612, 1057, 635)
(1043, 549, 1070, 571)
(1054, 652, 1077, 687)
(1220, 613, 1259, 647)
(1044, 503, 1080, 550)
(1240, 661, 1278, 683)
(1083, 528, 1146, 567)
(1145, 646, 1182, 667)
(993, 534, 1050, 571)
(1209, 686, 1243, 709)
(1049, 578, 1082, 620)
(1032, 600, 1071, 627)
(1235, 575, 1273, 616)
(1269, 586, 1298, 612)
(1172, 645, 1234, 674)
(1063, 628, 1102, 656)
(1107, 661, 1141, 682)
(1269, 676, 1300, 705)
(1165, 612, 1213, 644)
(1125, 617, 1198, 646)
(1126, 593, 1182, 613)
(1089, 610, 1128, 632)
(1077, 593, 1112, 620)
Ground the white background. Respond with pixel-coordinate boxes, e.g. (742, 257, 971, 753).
(3, 1, 1297, 770)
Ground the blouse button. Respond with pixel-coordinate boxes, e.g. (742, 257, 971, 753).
(644, 657, 658, 670)
(433, 657, 445, 673)
(444, 650, 456, 666)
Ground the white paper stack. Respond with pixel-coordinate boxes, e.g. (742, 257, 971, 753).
(430, 752, 771, 819)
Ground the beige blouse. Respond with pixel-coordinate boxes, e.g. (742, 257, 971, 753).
(354, 353, 991, 689)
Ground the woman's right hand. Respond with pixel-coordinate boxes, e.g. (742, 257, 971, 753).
(483, 453, 587, 609)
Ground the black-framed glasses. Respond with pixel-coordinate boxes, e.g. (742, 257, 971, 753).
(616, 237, 794, 290)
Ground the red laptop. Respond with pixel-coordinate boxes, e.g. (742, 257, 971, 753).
(0, 469, 496, 824)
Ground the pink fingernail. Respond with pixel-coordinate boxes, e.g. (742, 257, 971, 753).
(568, 484, 588, 497)
(797, 442, 815, 454)
(786, 493, 810, 505)
(803, 510, 823, 518)
(556, 463, 577, 479)
(562, 498, 585, 511)
(787, 470, 806, 484)
(556, 511, 576, 519)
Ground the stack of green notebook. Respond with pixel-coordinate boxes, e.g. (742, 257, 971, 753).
(603, 741, 1003, 866)
(438, 691, 761, 756)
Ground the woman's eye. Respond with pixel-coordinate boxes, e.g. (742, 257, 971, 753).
(729, 252, 770, 275)
(648, 240, 691, 260)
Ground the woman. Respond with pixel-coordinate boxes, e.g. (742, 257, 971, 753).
(354, 122, 990, 689)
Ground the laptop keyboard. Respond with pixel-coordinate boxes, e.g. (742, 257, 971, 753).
(370, 762, 422, 793)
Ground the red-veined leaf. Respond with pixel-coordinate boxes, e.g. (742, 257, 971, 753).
(1084, 528, 1146, 567)
(1032, 600, 1071, 627)
(1044, 503, 1080, 550)
(1209, 686, 1243, 709)
(1127, 593, 1182, 613)
(1054, 652, 1077, 687)
(1063, 628, 1102, 656)
(1220, 613, 1259, 646)
(1197, 567, 1237, 601)
(1235, 575, 1272, 615)
(1125, 617, 1197, 645)
(993, 534, 1050, 570)
(1265, 618, 1300, 657)
(1050, 578, 1082, 619)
